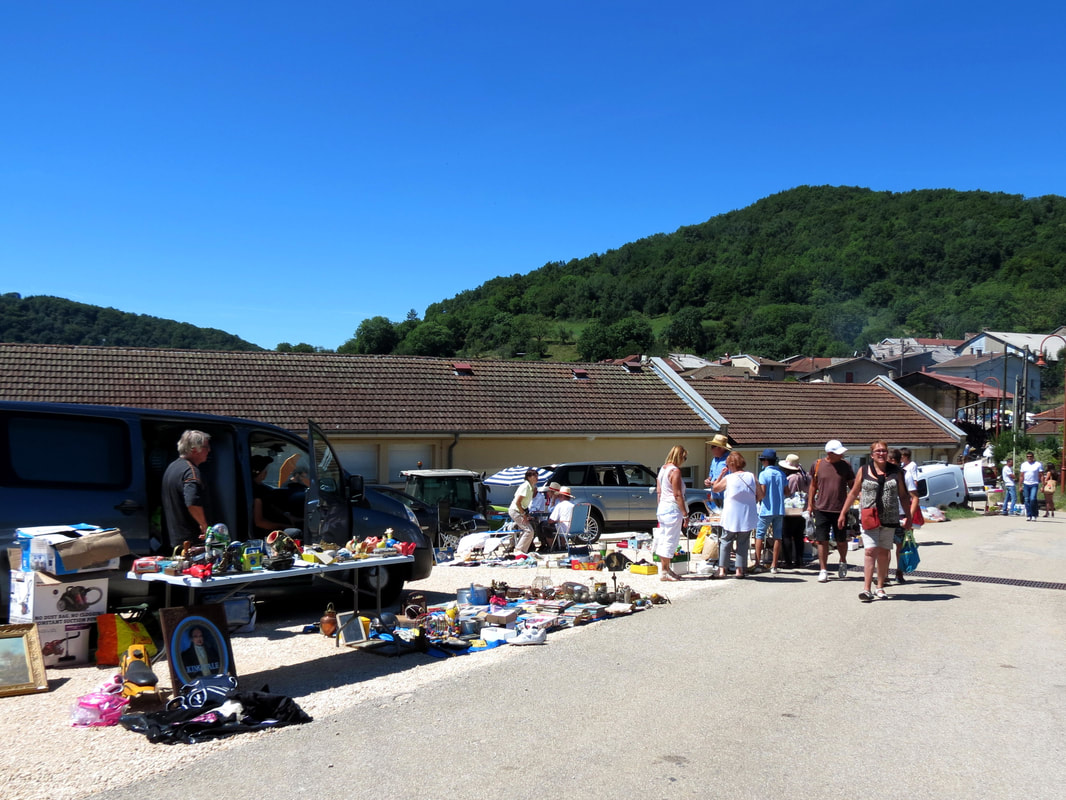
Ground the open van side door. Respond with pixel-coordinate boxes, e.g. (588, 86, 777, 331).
(305, 420, 352, 544)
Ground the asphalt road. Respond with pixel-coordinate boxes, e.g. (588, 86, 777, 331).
(87, 512, 1066, 800)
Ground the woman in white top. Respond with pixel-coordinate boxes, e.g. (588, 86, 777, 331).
(712, 451, 763, 578)
(655, 446, 689, 582)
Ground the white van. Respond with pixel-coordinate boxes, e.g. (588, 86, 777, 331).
(914, 463, 967, 508)
(962, 461, 998, 500)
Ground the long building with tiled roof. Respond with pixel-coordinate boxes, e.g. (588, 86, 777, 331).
(0, 343, 963, 479)
(684, 375, 963, 464)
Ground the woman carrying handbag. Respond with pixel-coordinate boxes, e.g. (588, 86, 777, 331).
(839, 441, 916, 602)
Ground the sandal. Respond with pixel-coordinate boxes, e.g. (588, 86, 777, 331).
(858, 591, 874, 602)
(875, 588, 888, 600)
(660, 573, 680, 582)
(895, 568, 906, 584)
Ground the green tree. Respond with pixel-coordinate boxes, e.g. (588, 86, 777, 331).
(397, 321, 455, 357)
(663, 307, 707, 352)
(339, 316, 400, 355)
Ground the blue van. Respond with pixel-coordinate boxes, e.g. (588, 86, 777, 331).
(0, 401, 431, 614)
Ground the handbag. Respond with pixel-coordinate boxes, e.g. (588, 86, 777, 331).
(860, 506, 881, 530)
(912, 506, 925, 527)
(900, 529, 920, 573)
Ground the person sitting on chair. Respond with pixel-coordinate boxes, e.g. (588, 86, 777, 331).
(543, 486, 575, 551)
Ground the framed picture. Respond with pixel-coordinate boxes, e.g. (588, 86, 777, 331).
(0, 624, 49, 697)
(159, 605, 237, 689)
(335, 611, 367, 647)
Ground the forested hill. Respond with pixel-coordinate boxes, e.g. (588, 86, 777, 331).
(390, 186, 1065, 361)
(0, 293, 261, 351)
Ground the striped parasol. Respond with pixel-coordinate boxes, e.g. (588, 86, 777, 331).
(483, 465, 553, 486)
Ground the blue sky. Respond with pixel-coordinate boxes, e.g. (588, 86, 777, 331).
(2, 1, 1063, 350)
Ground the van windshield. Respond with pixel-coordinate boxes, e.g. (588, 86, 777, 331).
(410, 476, 477, 510)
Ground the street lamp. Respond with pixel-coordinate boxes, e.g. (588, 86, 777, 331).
(1035, 333, 1066, 492)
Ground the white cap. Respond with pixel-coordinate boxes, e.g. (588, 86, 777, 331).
(825, 439, 848, 455)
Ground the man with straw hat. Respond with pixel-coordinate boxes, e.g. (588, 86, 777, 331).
(703, 433, 732, 511)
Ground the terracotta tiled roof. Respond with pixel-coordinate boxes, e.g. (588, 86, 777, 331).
(0, 343, 713, 436)
(784, 357, 837, 374)
(685, 377, 960, 449)
(1028, 419, 1060, 436)
(920, 371, 1011, 399)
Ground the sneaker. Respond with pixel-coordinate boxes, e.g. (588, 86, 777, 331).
(858, 591, 874, 602)
(837, 562, 848, 579)
(874, 588, 888, 600)
(818, 570, 828, 583)
(770, 567, 778, 574)
(509, 627, 546, 646)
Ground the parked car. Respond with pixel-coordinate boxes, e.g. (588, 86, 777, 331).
(914, 463, 968, 508)
(369, 484, 489, 547)
(0, 401, 432, 614)
(531, 461, 707, 543)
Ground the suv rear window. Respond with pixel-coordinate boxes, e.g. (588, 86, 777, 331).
(3, 413, 131, 488)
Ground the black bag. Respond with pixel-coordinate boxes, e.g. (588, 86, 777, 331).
(122, 689, 312, 744)
(166, 675, 238, 711)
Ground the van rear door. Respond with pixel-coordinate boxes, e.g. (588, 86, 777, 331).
(1, 406, 149, 550)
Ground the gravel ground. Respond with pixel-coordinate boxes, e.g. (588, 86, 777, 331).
(0, 555, 718, 800)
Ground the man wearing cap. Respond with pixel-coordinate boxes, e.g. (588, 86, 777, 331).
(806, 440, 855, 583)
(703, 434, 732, 510)
(754, 449, 788, 573)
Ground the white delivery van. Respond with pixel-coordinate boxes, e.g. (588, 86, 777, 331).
(914, 463, 968, 508)
(962, 461, 998, 501)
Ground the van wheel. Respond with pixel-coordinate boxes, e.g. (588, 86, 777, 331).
(357, 565, 404, 607)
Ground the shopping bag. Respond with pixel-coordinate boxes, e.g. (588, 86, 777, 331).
(900, 530, 920, 573)
(96, 613, 157, 666)
(693, 526, 710, 554)
(704, 534, 720, 561)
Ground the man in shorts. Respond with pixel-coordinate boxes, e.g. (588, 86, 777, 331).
(754, 448, 787, 574)
(806, 439, 855, 583)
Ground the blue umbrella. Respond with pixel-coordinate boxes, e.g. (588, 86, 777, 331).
(483, 465, 552, 486)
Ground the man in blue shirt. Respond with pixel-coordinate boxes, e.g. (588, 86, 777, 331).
(754, 448, 788, 573)
(703, 433, 732, 511)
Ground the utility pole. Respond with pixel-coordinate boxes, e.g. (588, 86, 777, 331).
(1022, 345, 1030, 429)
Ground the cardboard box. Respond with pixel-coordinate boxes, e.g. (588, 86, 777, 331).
(18, 525, 129, 575)
(9, 570, 109, 624)
(35, 619, 95, 667)
(485, 607, 518, 627)
(629, 563, 658, 575)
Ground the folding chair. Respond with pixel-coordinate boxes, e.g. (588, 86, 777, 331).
(561, 503, 592, 559)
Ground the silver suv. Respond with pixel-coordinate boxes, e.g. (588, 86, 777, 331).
(536, 461, 663, 543)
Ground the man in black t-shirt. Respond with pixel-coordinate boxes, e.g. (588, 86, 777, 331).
(161, 430, 213, 551)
